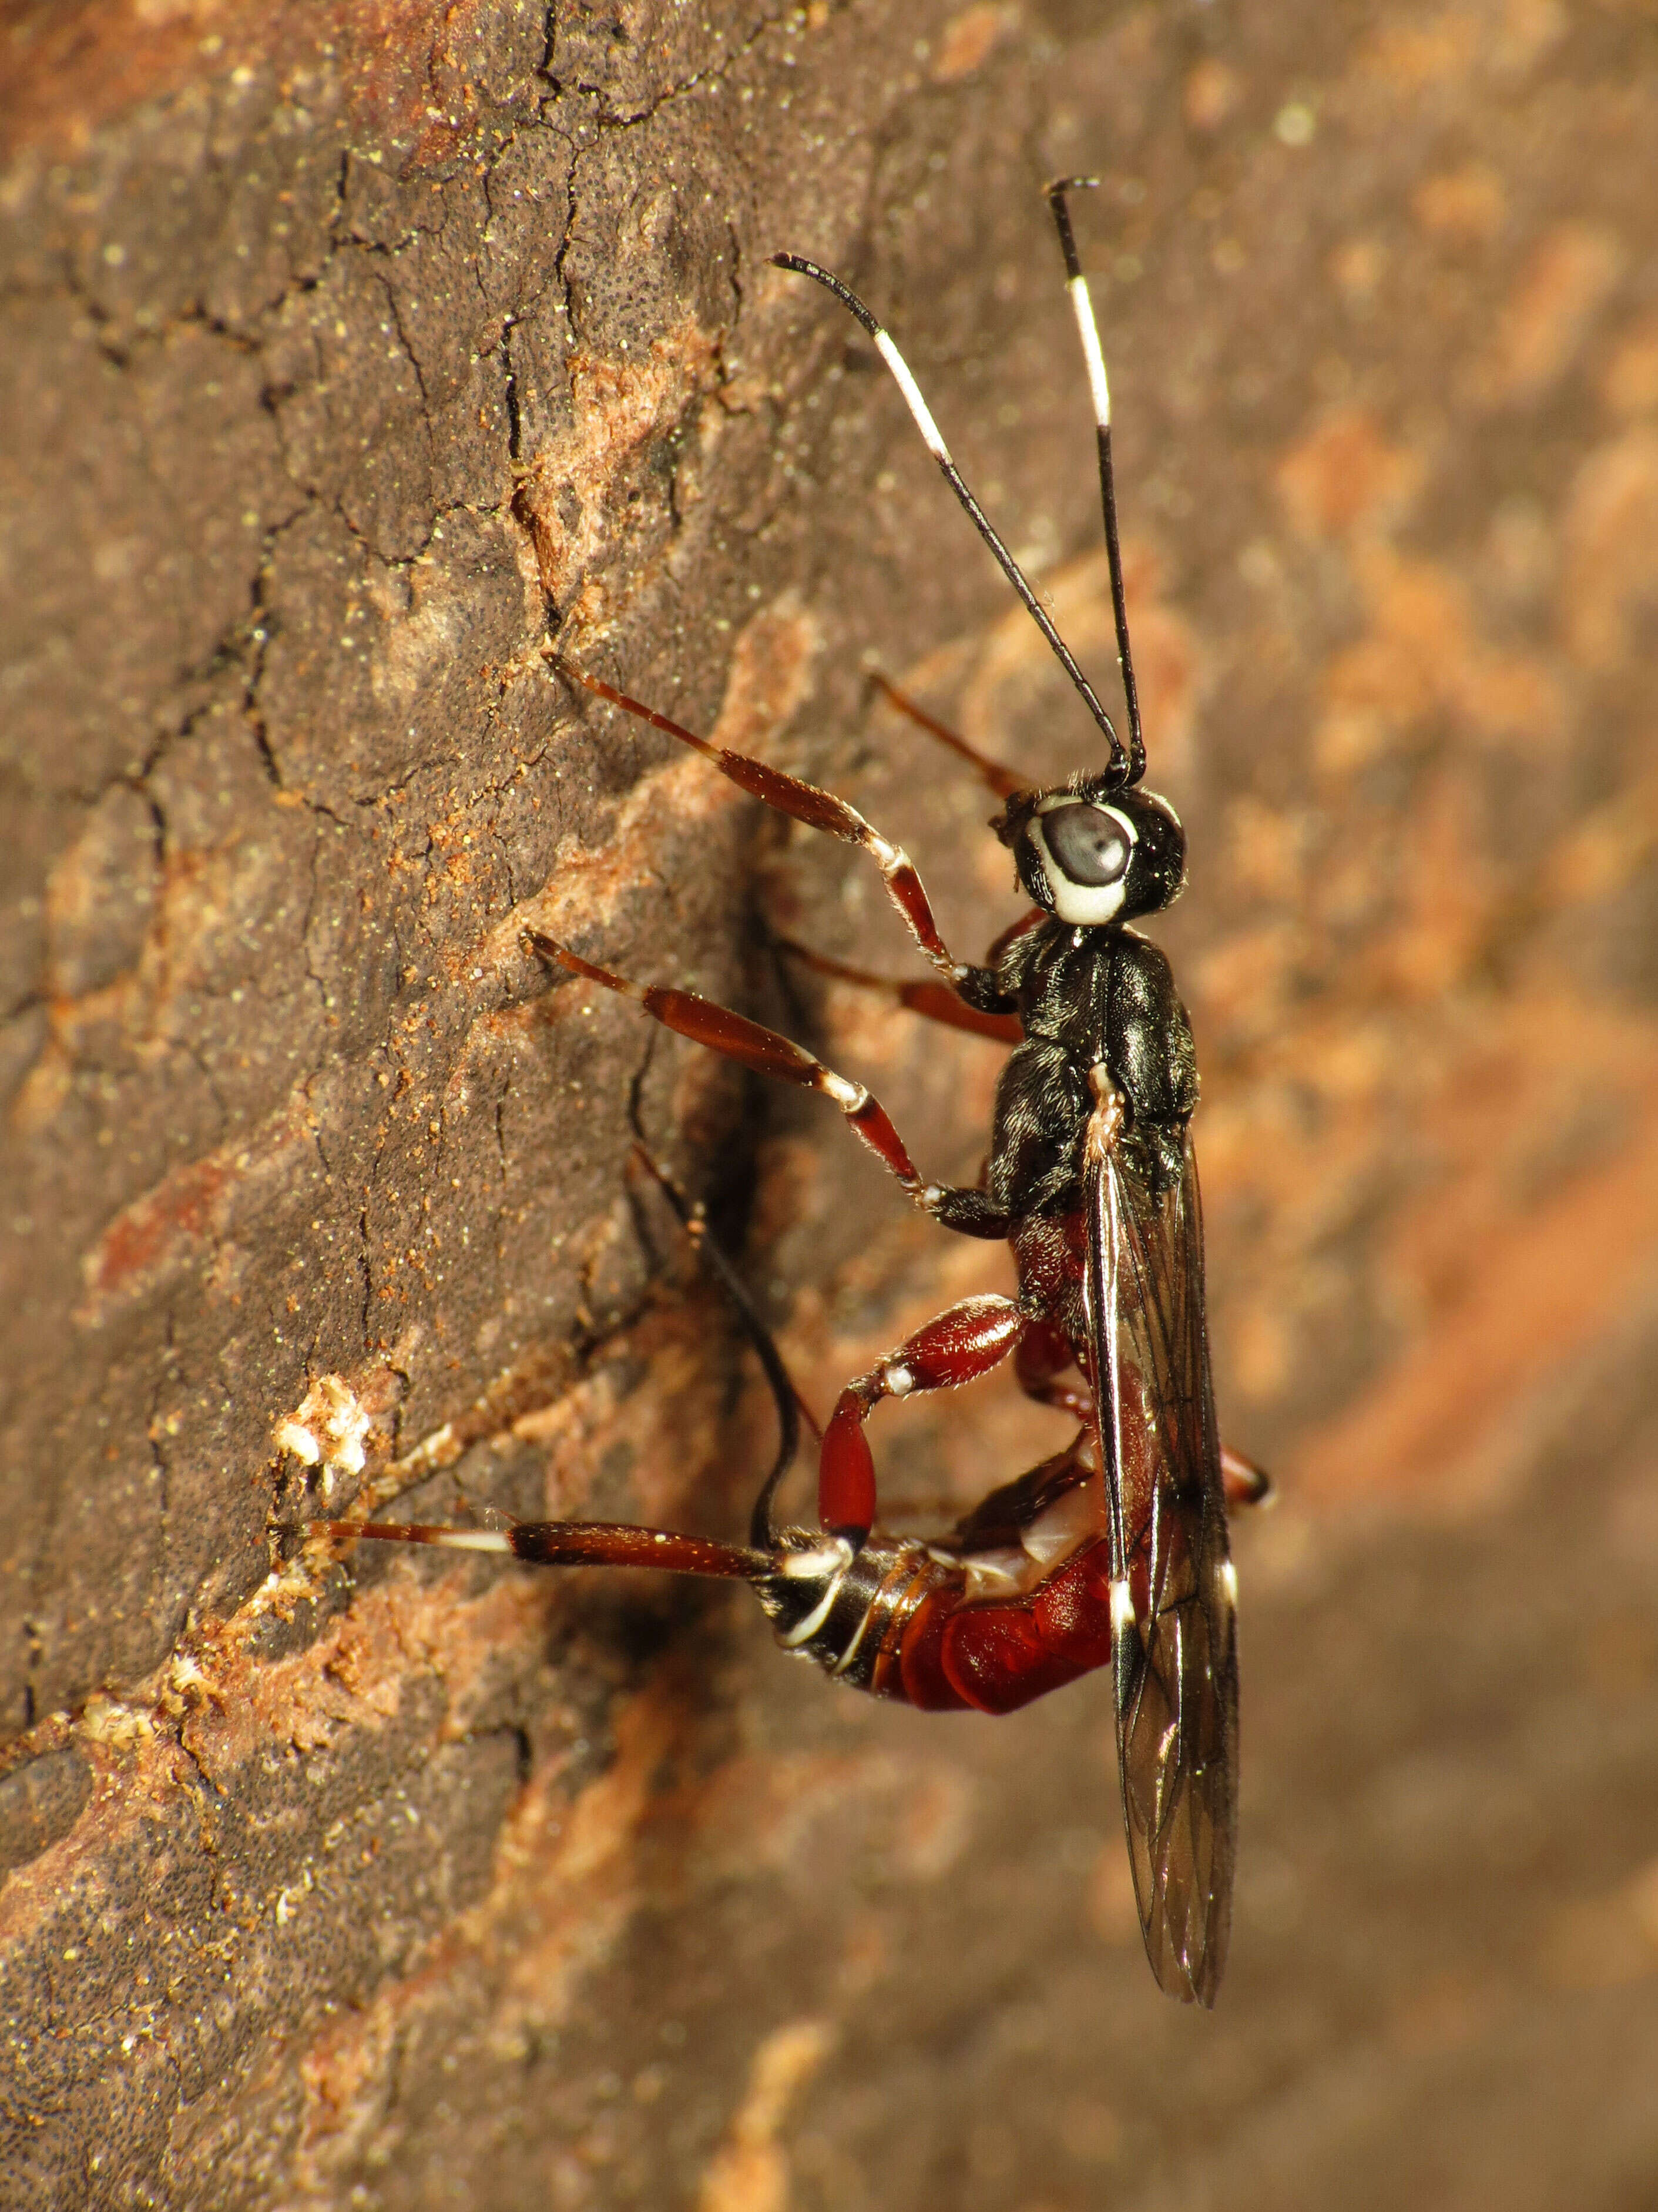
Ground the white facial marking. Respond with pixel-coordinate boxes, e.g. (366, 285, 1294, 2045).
(1046, 874, 1126, 926)
(1068, 275, 1112, 430)
(1028, 799, 1138, 927)
(874, 329, 952, 462)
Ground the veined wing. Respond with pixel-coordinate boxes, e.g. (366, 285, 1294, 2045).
(1085, 1113, 1239, 2006)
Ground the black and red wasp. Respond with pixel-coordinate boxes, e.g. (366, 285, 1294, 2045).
(323, 183, 1268, 2006)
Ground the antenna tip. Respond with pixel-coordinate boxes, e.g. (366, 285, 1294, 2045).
(1046, 174, 1101, 197)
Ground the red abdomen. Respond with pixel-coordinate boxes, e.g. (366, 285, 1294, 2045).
(880, 1537, 1117, 1714)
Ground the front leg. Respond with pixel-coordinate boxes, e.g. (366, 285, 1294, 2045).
(553, 660, 972, 987)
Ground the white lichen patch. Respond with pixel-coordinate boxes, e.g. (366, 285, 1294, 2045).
(80, 1694, 159, 1750)
(274, 1373, 373, 1474)
(274, 1864, 316, 1926)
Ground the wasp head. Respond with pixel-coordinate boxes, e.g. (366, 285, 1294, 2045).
(992, 779, 1186, 927)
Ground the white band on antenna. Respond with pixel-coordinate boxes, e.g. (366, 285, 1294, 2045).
(1068, 275, 1112, 430)
(873, 329, 953, 464)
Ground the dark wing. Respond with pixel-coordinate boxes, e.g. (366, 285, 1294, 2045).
(1086, 1127, 1239, 2006)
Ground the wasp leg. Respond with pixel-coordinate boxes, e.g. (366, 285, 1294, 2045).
(318, 1519, 767, 1578)
(1011, 1320, 1268, 1507)
(1013, 1318, 1095, 1420)
(819, 1296, 1026, 1541)
(1221, 1445, 1273, 1510)
(867, 672, 1021, 799)
(551, 659, 969, 986)
(774, 936, 1023, 1045)
(531, 936, 1009, 1239)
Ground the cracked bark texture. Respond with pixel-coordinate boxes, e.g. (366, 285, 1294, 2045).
(3, 2, 1657, 2208)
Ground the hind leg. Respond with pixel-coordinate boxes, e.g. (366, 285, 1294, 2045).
(817, 1297, 1027, 1541)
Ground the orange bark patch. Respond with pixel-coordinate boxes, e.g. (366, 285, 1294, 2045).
(76, 1102, 315, 1321)
(1315, 545, 1562, 770)
(0, 0, 507, 164)
(1472, 222, 1626, 407)
(932, 4, 1017, 82)
(1294, 1071, 1658, 1518)
(1277, 408, 1422, 542)
(518, 318, 721, 623)
(1600, 310, 1658, 421)
(1183, 58, 1243, 132)
(1412, 162, 1508, 245)
(695, 2017, 837, 2212)
(1559, 426, 1658, 671)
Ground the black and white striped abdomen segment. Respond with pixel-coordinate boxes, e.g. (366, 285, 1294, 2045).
(756, 1530, 955, 1695)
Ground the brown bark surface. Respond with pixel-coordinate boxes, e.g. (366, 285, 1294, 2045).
(3, 1, 1657, 2206)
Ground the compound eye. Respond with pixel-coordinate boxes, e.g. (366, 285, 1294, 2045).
(1042, 803, 1130, 887)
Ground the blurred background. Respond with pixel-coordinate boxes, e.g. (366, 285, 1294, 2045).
(2, 0, 1654, 2206)
(656, 10, 1658, 2207)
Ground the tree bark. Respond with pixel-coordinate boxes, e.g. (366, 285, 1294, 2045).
(4, 2, 1657, 2207)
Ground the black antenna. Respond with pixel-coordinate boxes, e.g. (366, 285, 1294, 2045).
(1046, 177, 1145, 785)
(770, 250, 1130, 786)
(629, 1145, 801, 1551)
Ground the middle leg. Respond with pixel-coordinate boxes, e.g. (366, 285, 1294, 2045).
(775, 936, 1023, 1045)
(529, 934, 1008, 1238)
